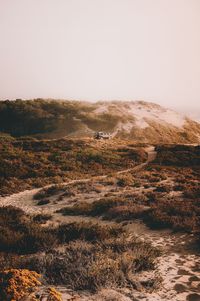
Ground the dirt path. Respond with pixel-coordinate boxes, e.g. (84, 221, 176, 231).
(1, 146, 200, 300)
(0, 146, 156, 213)
(122, 221, 200, 301)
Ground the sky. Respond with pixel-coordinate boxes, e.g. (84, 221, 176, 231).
(0, 0, 200, 116)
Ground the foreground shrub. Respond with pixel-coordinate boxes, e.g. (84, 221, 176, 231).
(0, 207, 160, 293)
(0, 269, 41, 301)
(0, 269, 63, 301)
(26, 238, 160, 292)
(47, 287, 63, 301)
(0, 206, 126, 254)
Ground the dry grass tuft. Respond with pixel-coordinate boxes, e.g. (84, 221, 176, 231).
(25, 238, 160, 292)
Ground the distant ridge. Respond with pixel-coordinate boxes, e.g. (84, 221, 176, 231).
(0, 99, 200, 143)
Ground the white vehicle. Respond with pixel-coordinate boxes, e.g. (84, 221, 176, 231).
(94, 132, 111, 140)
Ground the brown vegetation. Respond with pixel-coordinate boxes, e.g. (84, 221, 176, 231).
(105, 205, 149, 221)
(0, 137, 146, 196)
(0, 206, 126, 254)
(56, 160, 200, 234)
(0, 206, 160, 294)
(154, 144, 200, 166)
(0, 269, 41, 301)
(0, 206, 57, 254)
(24, 238, 159, 292)
(145, 199, 200, 232)
(57, 196, 128, 217)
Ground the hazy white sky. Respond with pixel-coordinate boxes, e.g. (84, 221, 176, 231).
(0, 0, 200, 110)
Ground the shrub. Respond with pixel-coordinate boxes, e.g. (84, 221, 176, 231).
(155, 185, 171, 193)
(0, 206, 57, 254)
(0, 206, 128, 254)
(25, 237, 159, 292)
(58, 191, 152, 219)
(145, 199, 200, 232)
(33, 213, 52, 223)
(34, 185, 65, 200)
(0, 135, 145, 196)
(57, 222, 124, 243)
(174, 184, 184, 191)
(0, 269, 41, 301)
(91, 197, 127, 216)
(104, 205, 149, 221)
(0, 206, 161, 293)
(117, 174, 134, 187)
(154, 145, 200, 166)
(57, 202, 93, 216)
(58, 196, 130, 217)
(47, 287, 63, 301)
(183, 186, 200, 199)
(0, 269, 64, 301)
(37, 199, 50, 206)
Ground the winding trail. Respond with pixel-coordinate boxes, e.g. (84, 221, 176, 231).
(1, 146, 200, 300)
(0, 146, 156, 212)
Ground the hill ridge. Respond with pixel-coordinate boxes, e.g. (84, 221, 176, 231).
(0, 99, 199, 143)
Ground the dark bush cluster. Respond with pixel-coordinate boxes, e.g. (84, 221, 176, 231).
(154, 144, 200, 166)
(0, 206, 56, 254)
(104, 205, 149, 221)
(145, 199, 200, 232)
(57, 222, 124, 243)
(57, 196, 128, 217)
(0, 206, 124, 254)
(57, 194, 151, 224)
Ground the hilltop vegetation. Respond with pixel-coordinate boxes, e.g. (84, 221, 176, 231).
(0, 99, 121, 138)
(1, 99, 200, 143)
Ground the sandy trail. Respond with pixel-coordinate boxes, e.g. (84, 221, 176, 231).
(1, 146, 200, 300)
(0, 147, 155, 213)
(123, 221, 200, 301)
